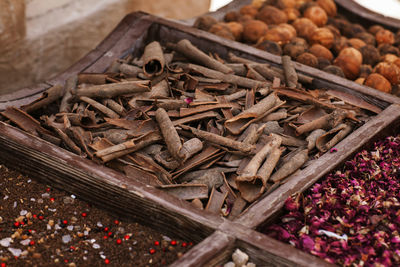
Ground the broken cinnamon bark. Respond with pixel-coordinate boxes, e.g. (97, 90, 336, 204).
(75, 81, 150, 98)
(143, 41, 165, 77)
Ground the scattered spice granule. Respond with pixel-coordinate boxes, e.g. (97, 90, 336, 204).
(0, 164, 193, 266)
(264, 135, 400, 266)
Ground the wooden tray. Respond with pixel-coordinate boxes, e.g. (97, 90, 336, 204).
(1, 12, 400, 266)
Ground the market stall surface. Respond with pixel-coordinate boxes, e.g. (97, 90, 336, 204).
(0, 164, 192, 267)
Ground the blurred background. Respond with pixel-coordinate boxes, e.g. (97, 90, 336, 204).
(0, 0, 233, 95)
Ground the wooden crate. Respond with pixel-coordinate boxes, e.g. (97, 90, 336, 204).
(1, 12, 400, 266)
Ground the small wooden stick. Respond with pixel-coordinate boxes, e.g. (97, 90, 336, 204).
(155, 108, 184, 161)
(270, 148, 309, 183)
(75, 81, 150, 98)
(143, 41, 165, 77)
(168, 39, 232, 74)
(180, 138, 203, 161)
(180, 125, 254, 154)
(79, 96, 119, 119)
(78, 73, 107, 85)
(282, 55, 298, 88)
(60, 76, 78, 113)
(102, 99, 125, 116)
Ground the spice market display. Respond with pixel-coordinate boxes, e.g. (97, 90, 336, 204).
(0, 39, 380, 218)
(264, 134, 400, 266)
(194, 0, 400, 95)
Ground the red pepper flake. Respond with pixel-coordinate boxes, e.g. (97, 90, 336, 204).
(29, 240, 35, 246)
(170, 240, 177, 246)
(103, 236, 108, 240)
(116, 239, 122, 245)
(32, 214, 37, 219)
(13, 222, 20, 228)
(69, 246, 75, 252)
(149, 249, 156, 254)
(104, 259, 110, 264)
(62, 220, 68, 225)
(181, 242, 187, 247)
(1, 262, 6, 267)
(46, 187, 51, 192)
(64, 259, 68, 263)
(154, 241, 160, 246)
(188, 242, 193, 246)
(50, 197, 55, 202)
(330, 148, 338, 153)
(81, 212, 87, 217)
(38, 215, 44, 220)
(114, 220, 119, 225)
(104, 227, 109, 232)
(124, 235, 130, 240)
(108, 232, 113, 237)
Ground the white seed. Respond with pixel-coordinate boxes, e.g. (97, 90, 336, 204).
(232, 249, 249, 266)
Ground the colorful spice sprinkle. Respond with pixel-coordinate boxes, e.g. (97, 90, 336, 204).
(149, 249, 156, 254)
(104, 259, 110, 264)
(265, 135, 400, 266)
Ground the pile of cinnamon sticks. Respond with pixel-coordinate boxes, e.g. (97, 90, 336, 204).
(1, 39, 380, 218)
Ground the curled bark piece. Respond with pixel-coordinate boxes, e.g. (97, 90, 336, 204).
(224, 90, 247, 102)
(143, 41, 165, 77)
(180, 103, 236, 117)
(225, 92, 281, 135)
(97, 131, 162, 162)
(257, 145, 283, 183)
(156, 99, 187, 110)
(243, 124, 266, 145)
(75, 81, 150, 98)
(123, 165, 162, 186)
(270, 148, 309, 183)
(272, 133, 307, 147)
(306, 129, 326, 150)
(157, 184, 208, 200)
(316, 123, 353, 152)
(295, 109, 347, 136)
(78, 73, 107, 85)
(326, 89, 382, 114)
(282, 55, 298, 88)
(66, 126, 93, 158)
(150, 79, 169, 98)
(180, 125, 254, 154)
(2, 107, 54, 137)
(22, 84, 64, 113)
(236, 135, 282, 202)
(228, 196, 247, 220)
(180, 138, 203, 161)
(184, 63, 268, 89)
(263, 121, 284, 135)
(184, 168, 227, 191)
(168, 39, 232, 74)
(205, 187, 228, 214)
(155, 108, 184, 162)
(79, 96, 119, 119)
(60, 76, 78, 113)
(172, 111, 219, 126)
(119, 63, 142, 77)
(102, 99, 125, 116)
(262, 109, 287, 122)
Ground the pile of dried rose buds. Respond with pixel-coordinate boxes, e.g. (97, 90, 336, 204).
(264, 134, 400, 266)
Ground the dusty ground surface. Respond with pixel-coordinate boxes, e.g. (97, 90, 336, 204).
(0, 164, 193, 266)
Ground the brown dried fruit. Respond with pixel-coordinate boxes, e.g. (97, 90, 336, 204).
(292, 18, 317, 39)
(276, 0, 296, 9)
(264, 24, 296, 45)
(378, 43, 399, 56)
(309, 44, 333, 61)
(227, 22, 244, 41)
(284, 8, 300, 22)
(342, 23, 365, 38)
(359, 64, 372, 78)
(255, 40, 282, 55)
(303, 6, 328, 27)
(290, 37, 309, 48)
(297, 52, 318, 67)
(332, 36, 349, 56)
(368, 25, 384, 35)
(242, 20, 268, 43)
(316, 0, 337, 17)
(224, 11, 240, 22)
(364, 73, 392, 93)
(355, 32, 376, 46)
(374, 62, 400, 84)
(283, 43, 306, 59)
(382, 54, 399, 63)
(209, 23, 235, 41)
(375, 29, 395, 45)
(323, 65, 345, 77)
(355, 77, 365, 85)
(308, 27, 334, 49)
(240, 5, 259, 18)
(238, 15, 254, 24)
(359, 45, 380, 66)
(299, 2, 317, 14)
(257, 5, 288, 25)
(394, 58, 400, 69)
(348, 38, 366, 50)
(317, 57, 331, 69)
(333, 47, 362, 79)
(194, 16, 218, 31)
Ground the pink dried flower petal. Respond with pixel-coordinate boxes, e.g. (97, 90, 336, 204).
(184, 97, 193, 104)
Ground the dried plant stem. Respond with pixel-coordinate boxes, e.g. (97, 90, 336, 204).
(295, 109, 347, 135)
(79, 96, 119, 119)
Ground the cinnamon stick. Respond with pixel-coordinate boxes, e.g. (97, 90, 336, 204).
(143, 41, 165, 77)
(75, 81, 150, 98)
